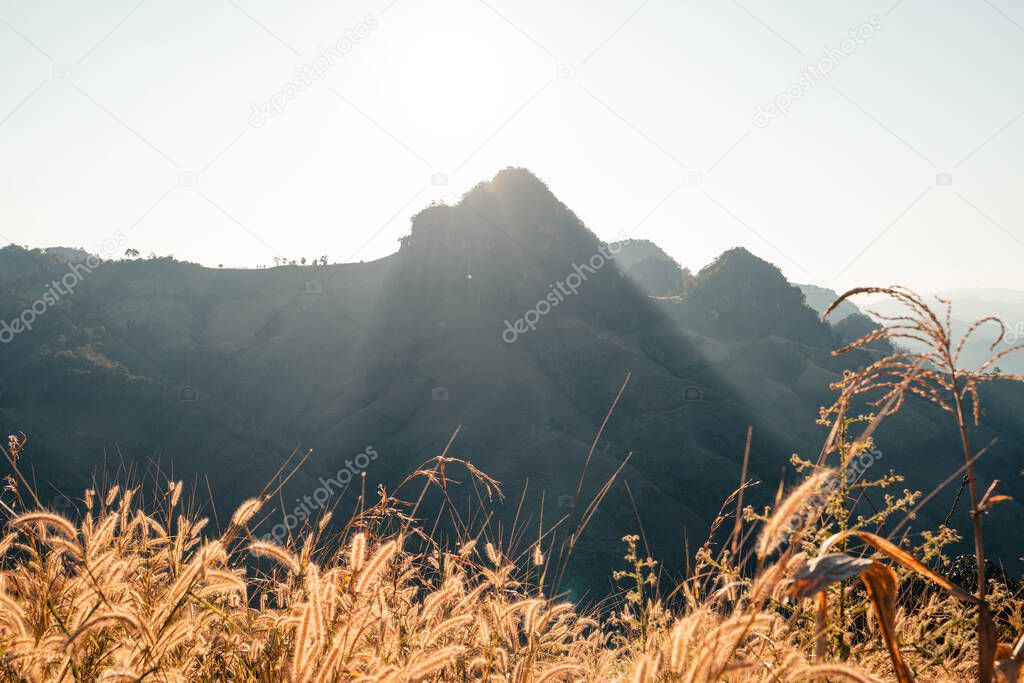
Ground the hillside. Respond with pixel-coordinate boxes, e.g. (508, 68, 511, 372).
(2, 168, 1024, 593)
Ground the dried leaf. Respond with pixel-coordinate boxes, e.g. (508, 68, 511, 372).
(821, 530, 980, 605)
(983, 495, 1014, 512)
(995, 643, 1024, 683)
(787, 553, 874, 599)
(859, 562, 914, 683)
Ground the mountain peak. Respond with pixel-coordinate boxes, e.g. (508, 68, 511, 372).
(455, 167, 557, 209)
(488, 165, 552, 194)
(682, 247, 832, 345)
(707, 246, 759, 267)
(609, 239, 693, 297)
(401, 168, 601, 262)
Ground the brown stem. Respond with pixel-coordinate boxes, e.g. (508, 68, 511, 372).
(815, 590, 828, 663)
(949, 368, 995, 683)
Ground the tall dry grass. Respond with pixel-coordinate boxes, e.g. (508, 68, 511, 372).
(0, 453, 880, 682)
(0, 287, 1022, 682)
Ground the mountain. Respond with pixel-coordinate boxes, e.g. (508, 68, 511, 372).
(797, 283, 860, 321)
(937, 288, 1024, 305)
(608, 239, 693, 297)
(3, 168, 1024, 594)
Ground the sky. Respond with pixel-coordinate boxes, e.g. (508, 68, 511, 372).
(1, 0, 1023, 294)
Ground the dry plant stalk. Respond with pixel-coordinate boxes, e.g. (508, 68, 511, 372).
(823, 285, 1024, 683)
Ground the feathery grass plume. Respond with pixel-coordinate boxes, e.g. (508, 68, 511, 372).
(317, 511, 332, 533)
(291, 599, 322, 683)
(65, 612, 146, 647)
(10, 511, 78, 538)
(523, 598, 546, 634)
(401, 645, 466, 679)
(536, 664, 586, 682)
(348, 531, 366, 572)
(632, 653, 659, 683)
(667, 614, 701, 674)
(485, 541, 501, 566)
(354, 539, 398, 594)
(229, 497, 264, 527)
(0, 532, 18, 559)
(159, 541, 222, 624)
(683, 614, 778, 683)
(168, 480, 183, 508)
(104, 485, 120, 507)
(250, 539, 301, 573)
(0, 593, 30, 637)
(313, 630, 351, 683)
(426, 613, 475, 641)
(45, 535, 83, 561)
(748, 552, 801, 605)
(305, 563, 326, 643)
(420, 583, 458, 623)
(757, 469, 834, 558)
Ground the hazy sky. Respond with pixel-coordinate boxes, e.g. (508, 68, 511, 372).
(1, 0, 1022, 293)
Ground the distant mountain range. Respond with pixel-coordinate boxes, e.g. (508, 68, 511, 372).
(3, 168, 1024, 594)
